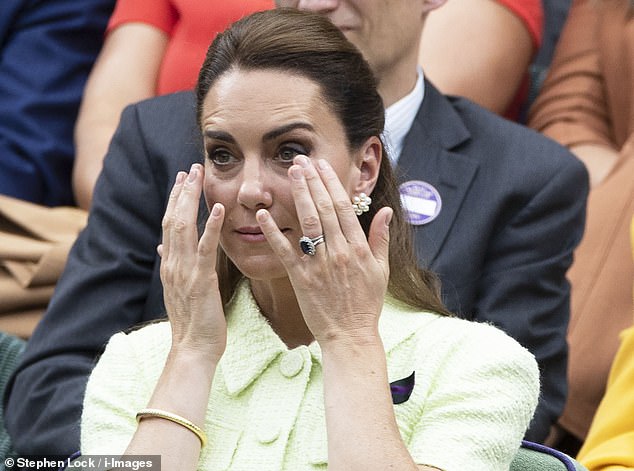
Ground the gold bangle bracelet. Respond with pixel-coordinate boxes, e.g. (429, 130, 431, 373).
(136, 408, 207, 448)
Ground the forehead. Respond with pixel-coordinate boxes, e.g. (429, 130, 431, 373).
(201, 68, 342, 135)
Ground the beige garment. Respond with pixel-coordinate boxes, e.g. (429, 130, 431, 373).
(529, 0, 634, 150)
(561, 149, 634, 440)
(575, 217, 634, 471)
(0, 195, 87, 338)
(528, 0, 634, 441)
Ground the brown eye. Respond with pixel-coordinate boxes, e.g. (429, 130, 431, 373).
(275, 144, 307, 164)
(209, 148, 237, 167)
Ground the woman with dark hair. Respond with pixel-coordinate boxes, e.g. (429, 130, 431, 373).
(80, 9, 539, 470)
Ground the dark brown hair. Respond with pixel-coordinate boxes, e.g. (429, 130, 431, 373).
(196, 8, 450, 316)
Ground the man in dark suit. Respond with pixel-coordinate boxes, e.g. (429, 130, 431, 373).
(5, 0, 588, 456)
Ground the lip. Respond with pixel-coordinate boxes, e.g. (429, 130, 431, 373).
(235, 226, 266, 243)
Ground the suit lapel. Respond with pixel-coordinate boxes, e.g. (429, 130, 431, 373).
(396, 82, 479, 266)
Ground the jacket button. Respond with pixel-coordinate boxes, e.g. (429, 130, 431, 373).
(279, 350, 304, 378)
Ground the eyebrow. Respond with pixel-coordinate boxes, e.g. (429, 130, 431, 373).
(204, 122, 315, 144)
(204, 130, 235, 143)
(262, 122, 314, 141)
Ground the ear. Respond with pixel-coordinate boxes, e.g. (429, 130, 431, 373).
(422, 0, 448, 14)
(353, 136, 382, 197)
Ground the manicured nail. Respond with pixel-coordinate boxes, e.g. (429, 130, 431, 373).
(187, 167, 198, 182)
(256, 209, 270, 222)
(295, 155, 309, 168)
(211, 203, 221, 217)
(290, 166, 304, 180)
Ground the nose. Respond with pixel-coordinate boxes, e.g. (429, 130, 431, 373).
(295, 0, 339, 13)
(237, 159, 273, 210)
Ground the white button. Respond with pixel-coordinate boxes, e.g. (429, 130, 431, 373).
(279, 351, 304, 378)
(257, 424, 280, 444)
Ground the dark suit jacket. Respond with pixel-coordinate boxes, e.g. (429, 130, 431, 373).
(403, 83, 587, 441)
(4, 83, 588, 455)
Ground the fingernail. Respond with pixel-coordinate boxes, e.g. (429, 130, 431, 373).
(175, 172, 186, 184)
(290, 166, 304, 180)
(385, 209, 393, 227)
(187, 167, 198, 182)
(211, 203, 221, 217)
(296, 155, 309, 168)
(318, 159, 330, 171)
(256, 209, 270, 222)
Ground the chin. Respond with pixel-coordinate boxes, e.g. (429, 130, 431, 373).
(229, 255, 287, 280)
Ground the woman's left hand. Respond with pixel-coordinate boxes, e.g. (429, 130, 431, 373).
(256, 155, 393, 347)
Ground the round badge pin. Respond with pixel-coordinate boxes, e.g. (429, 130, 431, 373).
(399, 180, 442, 226)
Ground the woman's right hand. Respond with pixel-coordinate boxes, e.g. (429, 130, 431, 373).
(159, 163, 227, 361)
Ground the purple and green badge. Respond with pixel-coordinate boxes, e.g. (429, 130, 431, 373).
(399, 180, 442, 226)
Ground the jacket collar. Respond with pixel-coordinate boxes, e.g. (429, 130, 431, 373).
(397, 81, 479, 266)
(220, 280, 436, 396)
(220, 280, 287, 396)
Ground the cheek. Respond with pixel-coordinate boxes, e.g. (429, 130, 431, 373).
(203, 177, 235, 208)
(328, 160, 358, 196)
(202, 178, 215, 208)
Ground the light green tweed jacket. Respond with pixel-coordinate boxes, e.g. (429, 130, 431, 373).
(82, 280, 540, 471)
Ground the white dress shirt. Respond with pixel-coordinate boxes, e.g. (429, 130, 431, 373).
(383, 67, 425, 165)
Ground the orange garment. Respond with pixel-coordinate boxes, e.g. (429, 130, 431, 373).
(107, 0, 274, 94)
(529, 0, 634, 442)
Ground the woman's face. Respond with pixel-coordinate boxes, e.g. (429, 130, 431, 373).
(200, 68, 376, 280)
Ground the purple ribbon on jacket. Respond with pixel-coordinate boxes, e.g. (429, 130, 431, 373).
(390, 371, 415, 404)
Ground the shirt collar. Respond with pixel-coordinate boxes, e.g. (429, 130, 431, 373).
(383, 67, 425, 165)
(220, 279, 436, 395)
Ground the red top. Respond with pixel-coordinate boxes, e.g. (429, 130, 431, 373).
(107, 0, 274, 94)
(497, 0, 544, 119)
(498, 0, 543, 50)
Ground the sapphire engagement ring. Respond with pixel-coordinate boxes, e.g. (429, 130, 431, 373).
(299, 234, 325, 256)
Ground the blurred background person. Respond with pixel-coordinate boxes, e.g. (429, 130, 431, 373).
(0, 0, 115, 206)
(576, 217, 634, 471)
(529, 0, 634, 455)
(420, 0, 542, 120)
